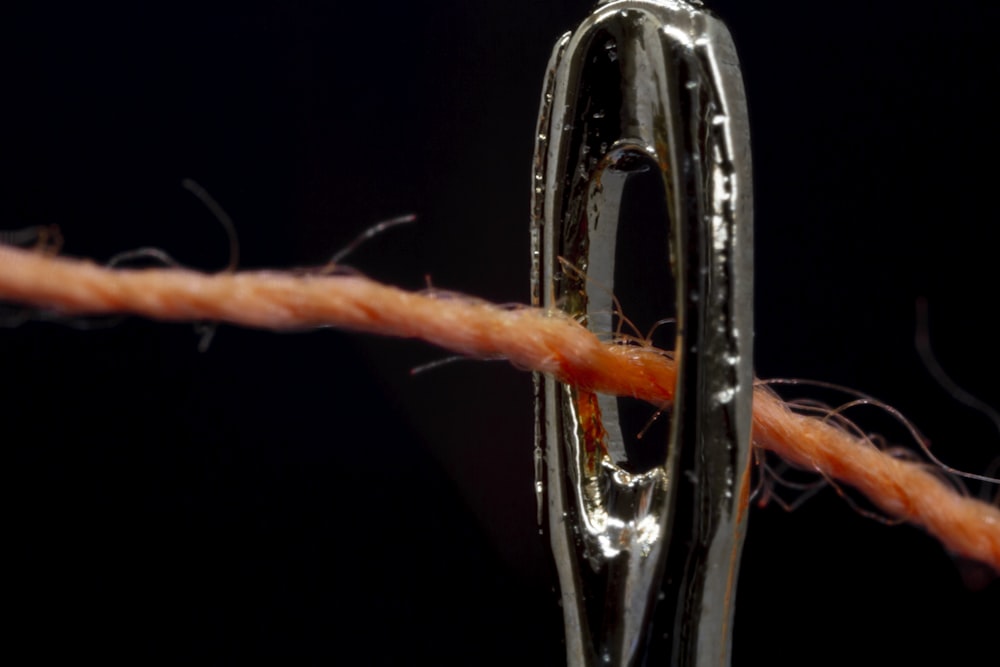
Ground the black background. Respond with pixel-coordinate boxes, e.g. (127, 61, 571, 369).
(3, 1, 998, 664)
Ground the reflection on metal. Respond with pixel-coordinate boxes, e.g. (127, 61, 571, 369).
(531, 2, 754, 665)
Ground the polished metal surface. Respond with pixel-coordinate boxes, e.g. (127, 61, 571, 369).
(531, 1, 753, 665)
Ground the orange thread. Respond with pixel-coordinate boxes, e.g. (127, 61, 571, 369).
(1, 244, 997, 571)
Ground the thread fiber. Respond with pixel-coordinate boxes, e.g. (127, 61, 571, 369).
(1, 244, 997, 570)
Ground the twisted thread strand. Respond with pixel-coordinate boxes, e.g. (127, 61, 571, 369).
(1, 245, 997, 570)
